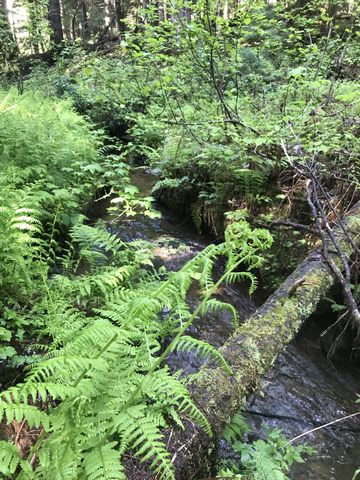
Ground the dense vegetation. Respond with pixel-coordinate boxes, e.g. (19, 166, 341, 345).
(1, 0, 360, 479)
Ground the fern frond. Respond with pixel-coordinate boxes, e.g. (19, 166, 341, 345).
(70, 224, 124, 256)
(116, 411, 175, 480)
(37, 442, 79, 480)
(191, 200, 203, 233)
(225, 270, 258, 294)
(200, 298, 239, 330)
(0, 399, 49, 429)
(177, 397, 212, 436)
(0, 441, 23, 476)
(172, 335, 232, 373)
(83, 443, 126, 480)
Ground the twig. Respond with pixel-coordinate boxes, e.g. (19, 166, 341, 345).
(327, 317, 352, 360)
(94, 187, 115, 202)
(286, 411, 360, 445)
(255, 219, 318, 235)
(14, 418, 26, 445)
(171, 432, 197, 464)
(289, 157, 360, 337)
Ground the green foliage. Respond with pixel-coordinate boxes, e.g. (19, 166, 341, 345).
(35, 0, 360, 244)
(4, 0, 359, 476)
(236, 430, 311, 480)
(0, 101, 273, 480)
(0, 188, 43, 300)
(21, 0, 51, 53)
(0, 86, 145, 369)
(223, 413, 251, 445)
(0, 217, 271, 480)
(0, 89, 103, 196)
(220, 413, 314, 480)
(0, 7, 17, 72)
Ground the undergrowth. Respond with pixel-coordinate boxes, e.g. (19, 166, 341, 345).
(29, 0, 360, 233)
(24, 0, 360, 288)
(0, 211, 273, 478)
(0, 85, 275, 479)
(2, 0, 359, 476)
(219, 413, 314, 480)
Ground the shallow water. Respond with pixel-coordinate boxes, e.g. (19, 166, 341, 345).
(110, 168, 360, 479)
(245, 317, 360, 480)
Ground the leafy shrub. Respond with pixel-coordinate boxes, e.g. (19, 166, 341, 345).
(35, 0, 360, 240)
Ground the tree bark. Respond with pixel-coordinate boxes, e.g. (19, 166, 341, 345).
(163, 201, 360, 479)
(114, 0, 126, 33)
(157, 0, 165, 22)
(79, 0, 89, 40)
(0, 0, 18, 62)
(48, 0, 63, 45)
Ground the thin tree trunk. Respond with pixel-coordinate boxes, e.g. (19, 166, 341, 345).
(114, 0, 127, 33)
(79, 0, 89, 40)
(223, 0, 228, 19)
(142, 0, 148, 25)
(48, 0, 63, 45)
(158, 0, 165, 22)
(159, 201, 360, 479)
(0, 0, 12, 38)
(0, 0, 17, 61)
(114, 0, 120, 30)
(61, 0, 71, 40)
(71, 12, 77, 40)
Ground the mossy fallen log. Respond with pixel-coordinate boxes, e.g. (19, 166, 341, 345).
(164, 202, 360, 480)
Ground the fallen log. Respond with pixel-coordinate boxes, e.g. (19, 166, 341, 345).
(164, 202, 360, 479)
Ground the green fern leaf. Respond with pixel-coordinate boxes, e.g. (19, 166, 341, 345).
(83, 443, 125, 480)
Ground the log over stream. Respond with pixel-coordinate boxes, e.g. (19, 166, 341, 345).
(109, 170, 360, 480)
(167, 200, 360, 479)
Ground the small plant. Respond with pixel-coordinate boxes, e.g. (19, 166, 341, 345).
(219, 413, 314, 480)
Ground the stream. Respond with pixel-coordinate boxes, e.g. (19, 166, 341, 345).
(108, 168, 360, 480)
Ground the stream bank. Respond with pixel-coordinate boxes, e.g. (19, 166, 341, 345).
(109, 168, 360, 480)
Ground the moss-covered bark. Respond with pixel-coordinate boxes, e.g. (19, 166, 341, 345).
(164, 202, 360, 480)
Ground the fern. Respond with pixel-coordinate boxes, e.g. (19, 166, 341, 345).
(0, 441, 24, 476)
(151, 177, 184, 194)
(191, 199, 203, 233)
(1, 215, 267, 480)
(0, 188, 47, 304)
(200, 299, 239, 330)
(83, 443, 126, 480)
(172, 335, 232, 373)
(71, 223, 124, 257)
(223, 412, 250, 445)
(0, 137, 273, 480)
(233, 168, 266, 203)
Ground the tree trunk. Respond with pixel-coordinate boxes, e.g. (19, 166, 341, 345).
(0, 0, 18, 61)
(0, 0, 11, 35)
(0, 0, 9, 24)
(157, 0, 165, 22)
(48, 0, 63, 45)
(79, 0, 89, 40)
(114, 0, 127, 33)
(161, 202, 360, 479)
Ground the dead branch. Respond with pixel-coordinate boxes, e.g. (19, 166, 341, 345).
(294, 161, 360, 336)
